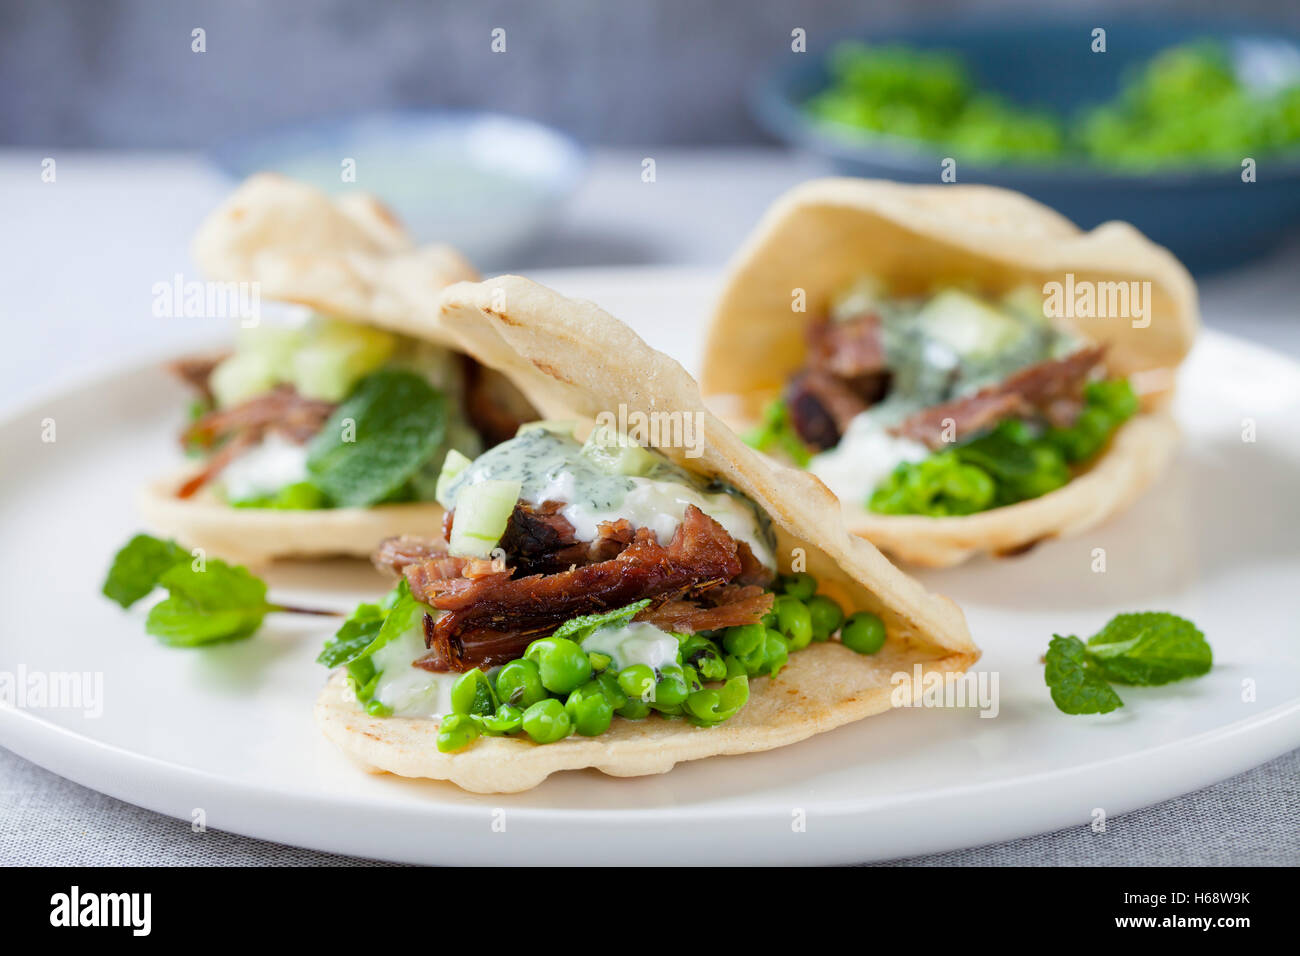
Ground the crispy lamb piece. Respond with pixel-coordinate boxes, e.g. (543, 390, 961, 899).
(784, 370, 870, 451)
(409, 505, 746, 671)
(175, 385, 337, 497)
(891, 345, 1107, 449)
(806, 313, 888, 380)
(735, 541, 775, 588)
(167, 353, 229, 403)
(181, 385, 336, 451)
(372, 535, 453, 578)
(175, 431, 258, 499)
(497, 501, 588, 576)
(634, 584, 774, 634)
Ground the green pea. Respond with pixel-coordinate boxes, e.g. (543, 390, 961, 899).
(807, 594, 844, 642)
(723, 654, 748, 679)
(478, 703, 524, 735)
(524, 637, 593, 695)
(722, 623, 767, 675)
(450, 668, 498, 717)
(682, 664, 704, 694)
(774, 595, 813, 650)
(781, 572, 817, 601)
(653, 665, 690, 707)
(617, 664, 657, 702)
(841, 611, 886, 655)
(594, 671, 628, 710)
(565, 681, 614, 737)
(494, 658, 546, 708)
(436, 713, 481, 753)
(588, 651, 613, 673)
(364, 698, 393, 717)
(680, 634, 727, 681)
(758, 628, 789, 677)
(685, 674, 749, 725)
(617, 698, 652, 720)
(521, 698, 572, 744)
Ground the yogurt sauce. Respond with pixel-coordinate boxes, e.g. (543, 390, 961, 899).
(807, 412, 930, 506)
(581, 622, 681, 673)
(217, 433, 309, 502)
(369, 611, 494, 720)
(581, 621, 681, 702)
(442, 430, 777, 569)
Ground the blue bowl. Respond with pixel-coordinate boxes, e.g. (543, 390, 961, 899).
(210, 110, 586, 269)
(752, 14, 1300, 274)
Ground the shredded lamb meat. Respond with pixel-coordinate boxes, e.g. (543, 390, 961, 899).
(635, 584, 774, 633)
(404, 504, 770, 672)
(172, 385, 336, 498)
(785, 314, 891, 450)
(891, 345, 1107, 449)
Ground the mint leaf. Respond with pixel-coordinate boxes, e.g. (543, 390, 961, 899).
(102, 534, 189, 608)
(1085, 612, 1211, 686)
(1044, 635, 1124, 715)
(316, 602, 385, 668)
(319, 581, 427, 708)
(553, 599, 653, 643)
(144, 561, 271, 647)
(306, 369, 447, 508)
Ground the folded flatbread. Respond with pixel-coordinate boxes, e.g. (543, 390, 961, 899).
(700, 178, 1199, 567)
(138, 174, 535, 564)
(314, 276, 979, 792)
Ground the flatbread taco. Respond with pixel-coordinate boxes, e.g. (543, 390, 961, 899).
(139, 175, 537, 564)
(701, 178, 1199, 567)
(314, 276, 978, 793)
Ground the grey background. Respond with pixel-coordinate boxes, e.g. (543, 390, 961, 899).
(3, 0, 1299, 149)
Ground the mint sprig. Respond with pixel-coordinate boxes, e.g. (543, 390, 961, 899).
(552, 599, 652, 643)
(1044, 612, 1211, 715)
(103, 533, 339, 646)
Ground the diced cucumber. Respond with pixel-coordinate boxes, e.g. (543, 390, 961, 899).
(449, 479, 522, 558)
(580, 423, 657, 476)
(516, 420, 576, 438)
(290, 319, 396, 402)
(1000, 285, 1049, 323)
(210, 351, 278, 408)
(234, 324, 306, 380)
(915, 289, 1028, 358)
(435, 448, 474, 509)
(831, 275, 886, 322)
(388, 339, 463, 392)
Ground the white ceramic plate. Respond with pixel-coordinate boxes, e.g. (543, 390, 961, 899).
(2, 267, 1298, 865)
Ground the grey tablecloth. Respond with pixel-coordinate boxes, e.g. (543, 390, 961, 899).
(3, 745, 1296, 866)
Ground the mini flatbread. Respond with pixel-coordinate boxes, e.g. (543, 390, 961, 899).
(700, 178, 1199, 567)
(139, 174, 479, 564)
(315, 276, 979, 792)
